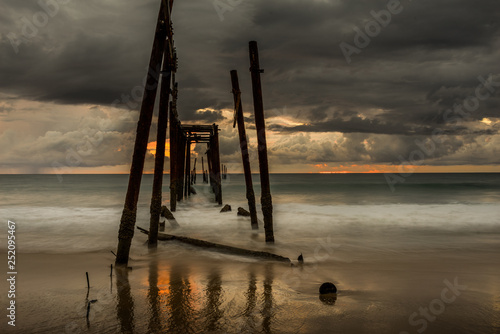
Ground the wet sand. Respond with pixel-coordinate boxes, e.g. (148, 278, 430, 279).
(1, 231, 499, 334)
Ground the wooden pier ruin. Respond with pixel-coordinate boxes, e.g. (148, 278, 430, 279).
(115, 0, 275, 266)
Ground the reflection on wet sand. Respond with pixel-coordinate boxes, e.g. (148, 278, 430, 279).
(261, 264, 275, 334)
(202, 269, 224, 331)
(115, 259, 280, 333)
(148, 257, 163, 333)
(115, 267, 135, 334)
(244, 271, 257, 315)
(166, 263, 196, 333)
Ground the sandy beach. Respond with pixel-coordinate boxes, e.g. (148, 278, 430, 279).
(2, 227, 499, 334)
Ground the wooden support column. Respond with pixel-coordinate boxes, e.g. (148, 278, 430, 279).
(211, 124, 222, 205)
(230, 70, 258, 229)
(148, 52, 172, 248)
(193, 158, 197, 184)
(169, 103, 177, 211)
(184, 137, 191, 197)
(169, 82, 179, 211)
(169, 81, 179, 210)
(249, 41, 274, 243)
(177, 132, 186, 201)
(115, 2, 169, 266)
(201, 156, 206, 183)
(207, 148, 213, 190)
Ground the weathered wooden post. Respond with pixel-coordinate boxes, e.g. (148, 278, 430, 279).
(169, 115, 177, 211)
(230, 70, 258, 229)
(148, 50, 172, 248)
(201, 156, 207, 183)
(212, 124, 223, 205)
(177, 132, 186, 201)
(169, 82, 179, 211)
(207, 149, 214, 190)
(192, 158, 197, 184)
(249, 41, 274, 243)
(115, 1, 169, 265)
(184, 136, 191, 197)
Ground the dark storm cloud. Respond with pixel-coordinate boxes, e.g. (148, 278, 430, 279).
(1, 0, 499, 168)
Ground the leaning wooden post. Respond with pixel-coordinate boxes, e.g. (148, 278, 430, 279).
(212, 124, 223, 205)
(115, 2, 169, 266)
(230, 70, 258, 229)
(249, 41, 274, 243)
(148, 51, 172, 248)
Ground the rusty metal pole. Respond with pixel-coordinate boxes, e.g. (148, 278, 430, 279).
(115, 2, 168, 265)
(248, 41, 274, 243)
(148, 52, 172, 248)
(230, 70, 258, 229)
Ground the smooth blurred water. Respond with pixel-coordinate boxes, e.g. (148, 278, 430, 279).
(0, 173, 499, 253)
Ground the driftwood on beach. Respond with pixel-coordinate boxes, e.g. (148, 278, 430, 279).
(137, 227, 291, 263)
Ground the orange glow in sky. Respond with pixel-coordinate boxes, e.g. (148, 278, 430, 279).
(147, 140, 171, 158)
(309, 163, 500, 174)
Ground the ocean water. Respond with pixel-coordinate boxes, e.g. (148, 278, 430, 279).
(0, 173, 499, 254)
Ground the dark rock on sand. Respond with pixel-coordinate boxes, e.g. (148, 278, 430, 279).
(319, 282, 337, 294)
(319, 282, 337, 305)
(237, 207, 251, 217)
(298, 253, 304, 263)
(220, 204, 231, 212)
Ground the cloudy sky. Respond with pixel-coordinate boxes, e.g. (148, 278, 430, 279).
(1, 0, 499, 174)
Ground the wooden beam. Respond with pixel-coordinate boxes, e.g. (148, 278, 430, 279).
(249, 41, 274, 243)
(137, 227, 290, 263)
(230, 70, 258, 229)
